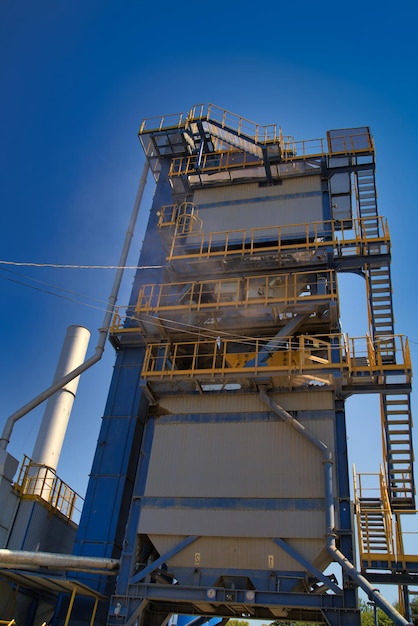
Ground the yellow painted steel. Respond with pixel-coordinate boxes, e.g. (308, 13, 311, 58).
(353, 467, 396, 570)
(13, 455, 82, 523)
(110, 269, 338, 337)
(354, 468, 418, 573)
(157, 202, 202, 233)
(138, 270, 334, 312)
(170, 150, 265, 177)
(166, 216, 390, 262)
(139, 103, 373, 161)
(141, 333, 411, 382)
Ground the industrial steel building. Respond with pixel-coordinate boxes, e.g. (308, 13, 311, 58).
(0, 104, 416, 626)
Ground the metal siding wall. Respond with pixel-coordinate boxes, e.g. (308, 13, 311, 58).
(192, 177, 323, 235)
(140, 509, 325, 538)
(7, 500, 76, 553)
(137, 408, 336, 572)
(143, 417, 333, 498)
(158, 391, 334, 415)
(147, 535, 328, 572)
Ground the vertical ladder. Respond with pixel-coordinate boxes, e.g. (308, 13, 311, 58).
(381, 393, 415, 510)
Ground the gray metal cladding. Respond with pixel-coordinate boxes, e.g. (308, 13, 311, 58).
(158, 391, 334, 415)
(192, 177, 324, 237)
(146, 535, 331, 572)
(143, 414, 334, 499)
(137, 407, 337, 572)
(6, 500, 76, 553)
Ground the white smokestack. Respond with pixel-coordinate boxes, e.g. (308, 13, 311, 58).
(31, 325, 90, 470)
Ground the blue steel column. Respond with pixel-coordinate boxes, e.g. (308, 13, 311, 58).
(62, 161, 172, 623)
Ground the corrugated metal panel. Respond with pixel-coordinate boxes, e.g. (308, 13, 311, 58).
(138, 401, 337, 575)
(144, 417, 334, 499)
(191, 177, 324, 238)
(158, 390, 334, 415)
(146, 535, 331, 572)
(139, 508, 326, 538)
(194, 177, 322, 204)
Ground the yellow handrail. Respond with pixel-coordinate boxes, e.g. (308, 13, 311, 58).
(167, 216, 389, 262)
(13, 455, 82, 523)
(141, 333, 411, 382)
(128, 269, 337, 315)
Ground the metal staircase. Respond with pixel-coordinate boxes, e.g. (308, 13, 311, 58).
(355, 168, 395, 352)
(358, 498, 394, 569)
(367, 265, 395, 348)
(353, 468, 396, 571)
(381, 393, 415, 509)
(355, 169, 414, 509)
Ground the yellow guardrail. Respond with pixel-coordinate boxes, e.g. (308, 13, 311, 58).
(139, 103, 373, 161)
(353, 467, 396, 567)
(14, 455, 83, 523)
(167, 216, 390, 261)
(134, 269, 336, 313)
(140, 333, 411, 382)
(109, 270, 337, 335)
(354, 468, 418, 572)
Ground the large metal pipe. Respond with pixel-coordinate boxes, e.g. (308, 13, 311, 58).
(0, 161, 150, 451)
(0, 548, 119, 572)
(258, 388, 412, 626)
(31, 325, 90, 470)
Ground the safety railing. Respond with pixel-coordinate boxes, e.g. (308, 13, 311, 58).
(188, 103, 278, 143)
(353, 467, 396, 567)
(346, 335, 411, 374)
(157, 202, 203, 234)
(170, 149, 264, 177)
(14, 455, 82, 523)
(109, 271, 337, 335)
(395, 522, 418, 570)
(354, 467, 418, 571)
(141, 333, 411, 382)
(167, 216, 390, 262)
(0, 620, 16, 625)
(139, 105, 374, 174)
(139, 110, 189, 134)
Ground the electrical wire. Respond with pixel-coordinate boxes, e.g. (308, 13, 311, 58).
(0, 267, 264, 347)
(0, 260, 163, 270)
(2, 264, 417, 350)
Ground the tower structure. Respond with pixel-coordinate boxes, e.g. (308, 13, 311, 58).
(72, 104, 415, 626)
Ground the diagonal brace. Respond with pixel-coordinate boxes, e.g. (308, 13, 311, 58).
(130, 535, 199, 585)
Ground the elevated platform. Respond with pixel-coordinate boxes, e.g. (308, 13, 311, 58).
(137, 333, 411, 400)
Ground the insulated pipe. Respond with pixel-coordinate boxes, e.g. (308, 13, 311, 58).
(258, 388, 412, 626)
(31, 325, 90, 470)
(0, 161, 150, 451)
(0, 548, 119, 572)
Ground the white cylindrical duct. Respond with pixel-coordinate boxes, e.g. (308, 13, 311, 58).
(31, 325, 90, 470)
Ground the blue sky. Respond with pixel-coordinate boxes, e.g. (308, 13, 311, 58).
(1, 0, 418, 607)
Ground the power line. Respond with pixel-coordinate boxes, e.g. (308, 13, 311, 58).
(0, 260, 163, 270)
